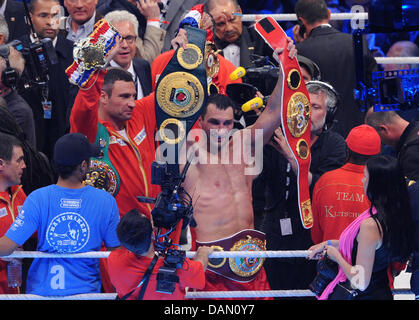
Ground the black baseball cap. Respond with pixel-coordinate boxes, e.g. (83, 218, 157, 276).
(53, 133, 101, 166)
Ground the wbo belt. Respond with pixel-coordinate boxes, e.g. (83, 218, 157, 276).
(154, 26, 208, 175)
(196, 229, 266, 283)
(255, 17, 313, 229)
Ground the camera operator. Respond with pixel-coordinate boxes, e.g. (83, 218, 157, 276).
(18, 0, 78, 159)
(0, 45, 36, 148)
(107, 209, 213, 300)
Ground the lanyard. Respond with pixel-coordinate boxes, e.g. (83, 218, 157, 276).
(118, 254, 159, 300)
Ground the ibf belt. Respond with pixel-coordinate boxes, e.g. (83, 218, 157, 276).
(196, 229, 266, 283)
(255, 17, 313, 229)
(155, 26, 208, 173)
(66, 19, 120, 88)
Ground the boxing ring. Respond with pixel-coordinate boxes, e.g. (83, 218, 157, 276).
(0, 249, 413, 300)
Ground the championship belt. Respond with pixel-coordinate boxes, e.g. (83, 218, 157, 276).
(255, 17, 313, 229)
(196, 229, 266, 282)
(66, 19, 120, 88)
(155, 26, 208, 172)
(83, 123, 121, 196)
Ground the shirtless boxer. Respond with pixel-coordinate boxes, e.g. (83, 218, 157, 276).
(180, 38, 297, 297)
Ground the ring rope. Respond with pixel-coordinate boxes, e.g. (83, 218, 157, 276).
(0, 289, 412, 300)
(4, 250, 311, 259)
(0, 293, 118, 300)
(240, 12, 368, 22)
(374, 57, 419, 65)
(186, 289, 316, 299)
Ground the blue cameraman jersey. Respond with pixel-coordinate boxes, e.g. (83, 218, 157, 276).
(6, 185, 120, 296)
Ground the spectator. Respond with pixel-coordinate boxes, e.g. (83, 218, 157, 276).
(204, 0, 275, 95)
(365, 109, 419, 181)
(0, 97, 53, 196)
(0, 15, 9, 44)
(408, 181, 419, 300)
(0, 45, 37, 148)
(0, 132, 120, 296)
(383, 41, 419, 122)
(108, 209, 213, 300)
(18, 0, 78, 159)
(0, 0, 30, 42)
(309, 155, 414, 300)
(97, 0, 166, 63)
(104, 10, 152, 99)
(311, 124, 381, 244)
(294, 0, 377, 138)
(0, 132, 26, 295)
(259, 80, 347, 293)
(384, 41, 419, 72)
(62, 0, 101, 43)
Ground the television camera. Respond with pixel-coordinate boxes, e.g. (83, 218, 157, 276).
(354, 0, 419, 112)
(137, 159, 195, 294)
(10, 0, 58, 93)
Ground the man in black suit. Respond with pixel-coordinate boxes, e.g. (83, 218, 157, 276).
(204, 0, 275, 95)
(97, 0, 165, 63)
(104, 10, 152, 99)
(294, 0, 377, 138)
(1, 0, 30, 42)
(18, 0, 78, 159)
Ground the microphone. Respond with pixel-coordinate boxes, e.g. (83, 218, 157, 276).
(229, 66, 280, 81)
(241, 96, 270, 112)
(229, 66, 246, 81)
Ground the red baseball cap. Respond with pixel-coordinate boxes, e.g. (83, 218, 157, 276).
(346, 124, 381, 155)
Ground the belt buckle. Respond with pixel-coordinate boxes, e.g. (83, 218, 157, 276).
(229, 235, 266, 278)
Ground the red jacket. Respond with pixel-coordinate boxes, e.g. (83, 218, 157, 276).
(70, 70, 160, 218)
(311, 163, 371, 244)
(108, 247, 205, 300)
(0, 185, 26, 294)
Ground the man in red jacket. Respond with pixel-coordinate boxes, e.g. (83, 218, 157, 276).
(311, 124, 381, 244)
(70, 67, 160, 219)
(0, 132, 26, 294)
(108, 209, 212, 300)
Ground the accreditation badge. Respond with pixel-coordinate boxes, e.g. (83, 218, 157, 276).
(255, 17, 313, 229)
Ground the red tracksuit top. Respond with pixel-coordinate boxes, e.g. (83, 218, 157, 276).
(70, 70, 160, 218)
(0, 185, 26, 293)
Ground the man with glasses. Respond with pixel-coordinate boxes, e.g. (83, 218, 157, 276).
(97, 0, 166, 64)
(104, 10, 152, 99)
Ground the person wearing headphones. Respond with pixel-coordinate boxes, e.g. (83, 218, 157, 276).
(257, 80, 347, 293)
